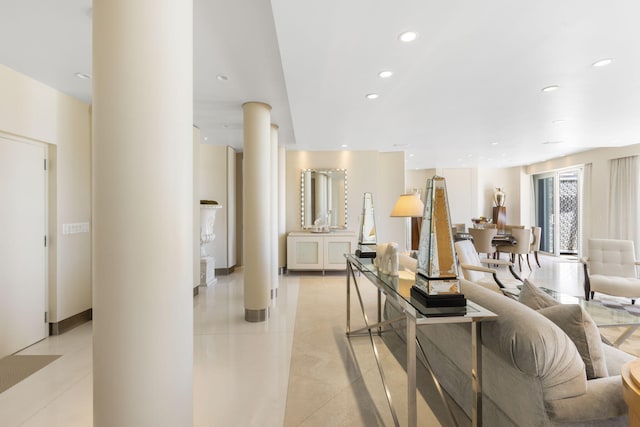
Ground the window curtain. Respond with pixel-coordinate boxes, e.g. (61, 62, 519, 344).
(609, 156, 640, 256)
(580, 164, 592, 257)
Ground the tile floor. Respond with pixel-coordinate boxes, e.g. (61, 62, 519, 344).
(0, 254, 637, 426)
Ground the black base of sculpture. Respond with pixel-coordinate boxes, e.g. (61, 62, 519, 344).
(410, 286, 467, 316)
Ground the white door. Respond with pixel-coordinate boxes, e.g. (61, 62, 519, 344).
(0, 137, 47, 358)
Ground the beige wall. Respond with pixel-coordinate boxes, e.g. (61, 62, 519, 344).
(193, 127, 201, 288)
(0, 64, 92, 323)
(408, 167, 524, 231)
(198, 144, 236, 269)
(286, 150, 406, 247)
(527, 144, 640, 241)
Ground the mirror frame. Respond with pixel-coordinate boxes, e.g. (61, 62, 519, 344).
(300, 168, 348, 230)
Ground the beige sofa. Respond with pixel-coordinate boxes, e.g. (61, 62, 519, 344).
(386, 278, 634, 426)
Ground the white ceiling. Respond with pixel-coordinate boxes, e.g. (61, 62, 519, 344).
(1, 0, 640, 169)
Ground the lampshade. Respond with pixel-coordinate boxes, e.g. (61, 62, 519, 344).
(390, 193, 424, 217)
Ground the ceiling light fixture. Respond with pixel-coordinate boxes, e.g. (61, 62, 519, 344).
(542, 140, 564, 145)
(393, 143, 408, 147)
(378, 70, 393, 78)
(75, 72, 91, 80)
(341, 144, 348, 148)
(398, 31, 417, 42)
(541, 85, 559, 92)
(204, 136, 208, 141)
(491, 142, 499, 146)
(592, 58, 613, 67)
(216, 74, 229, 81)
(552, 119, 567, 124)
(365, 93, 379, 99)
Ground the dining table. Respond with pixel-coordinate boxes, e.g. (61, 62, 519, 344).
(454, 232, 517, 246)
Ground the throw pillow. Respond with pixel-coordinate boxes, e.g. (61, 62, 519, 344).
(537, 304, 608, 379)
(518, 279, 560, 310)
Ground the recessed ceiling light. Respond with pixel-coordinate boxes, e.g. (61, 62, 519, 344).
(378, 70, 393, 78)
(216, 74, 229, 81)
(592, 58, 613, 67)
(552, 119, 567, 124)
(75, 72, 91, 80)
(409, 153, 414, 157)
(398, 31, 418, 42)
(341, 144, 348, 148)
(365, 93, 379, 100)
(541, 85, 559, 92)
(491, 142, 499, 146)
(542, 140, 564, 145)
(204, 136, 208, 141)
(393, 143, 408, 147)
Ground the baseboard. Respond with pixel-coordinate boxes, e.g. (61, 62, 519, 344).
(215, 265, 235, 275)
(49, 308, 92, 336)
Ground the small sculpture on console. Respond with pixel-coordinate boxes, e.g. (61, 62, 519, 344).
(374, 242, 399, 276)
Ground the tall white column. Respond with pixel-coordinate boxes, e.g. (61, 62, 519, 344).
(92, 1, 193, 425)
(243, 102, 272, 321)
(270, 124, 279, 298)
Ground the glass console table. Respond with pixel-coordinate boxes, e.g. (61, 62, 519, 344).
(345, 254, 497, 427)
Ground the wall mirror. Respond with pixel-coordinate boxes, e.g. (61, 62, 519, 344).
(300, 168, 347, 230)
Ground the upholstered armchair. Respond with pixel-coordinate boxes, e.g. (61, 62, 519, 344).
(454, 240, 522, 292)
(582, 238, 640, 304)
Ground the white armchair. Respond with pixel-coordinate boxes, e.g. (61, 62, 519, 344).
(582, 238, 640, 304)
(454, 240, 522, 293)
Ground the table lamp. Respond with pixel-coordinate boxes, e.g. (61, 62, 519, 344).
(390, 193, 424, 251)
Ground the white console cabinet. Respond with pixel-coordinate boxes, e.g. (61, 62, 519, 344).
(287, 231, 357, 273)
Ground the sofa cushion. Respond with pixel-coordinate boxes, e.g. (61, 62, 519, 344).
(537, 304, 609, 379)
(460, 280, 587, 400)
(518, 279, 559, 310)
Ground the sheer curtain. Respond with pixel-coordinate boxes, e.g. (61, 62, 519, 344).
(609, 156, 640, 256)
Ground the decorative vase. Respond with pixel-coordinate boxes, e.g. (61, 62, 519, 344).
(494, 187, 506, 207)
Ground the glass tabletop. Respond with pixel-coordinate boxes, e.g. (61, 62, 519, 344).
(346, 254, 497, 322)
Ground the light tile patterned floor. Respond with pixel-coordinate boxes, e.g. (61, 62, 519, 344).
(0, 254, 637, 426)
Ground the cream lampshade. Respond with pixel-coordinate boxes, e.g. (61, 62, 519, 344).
(390, 193, 425, 251)
(390, 193, 424, 218)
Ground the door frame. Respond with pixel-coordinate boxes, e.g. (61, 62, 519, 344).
(0, 133, 49, 355)
(534, 167, 583, 258)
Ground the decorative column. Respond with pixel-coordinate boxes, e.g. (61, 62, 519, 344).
(200, 202, 222, 286)
(243, 102, 272, 321)
(270, 124, 279, 299)
(92, 1, 193, 425)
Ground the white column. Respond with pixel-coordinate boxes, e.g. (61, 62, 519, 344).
(243, 102, 272, 321)
(278, 145, 287, 270)
(92, 1, 193, 426)
(270, 124, 279, 298)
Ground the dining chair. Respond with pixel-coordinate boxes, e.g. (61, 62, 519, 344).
(527, 226, 542, 268)
(504, 224, 524, 234)
(454, 240, 522, 292)
(582, 238, 640, 304)
(468, 227, 498, 259)
(496, 228, 531, 272)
